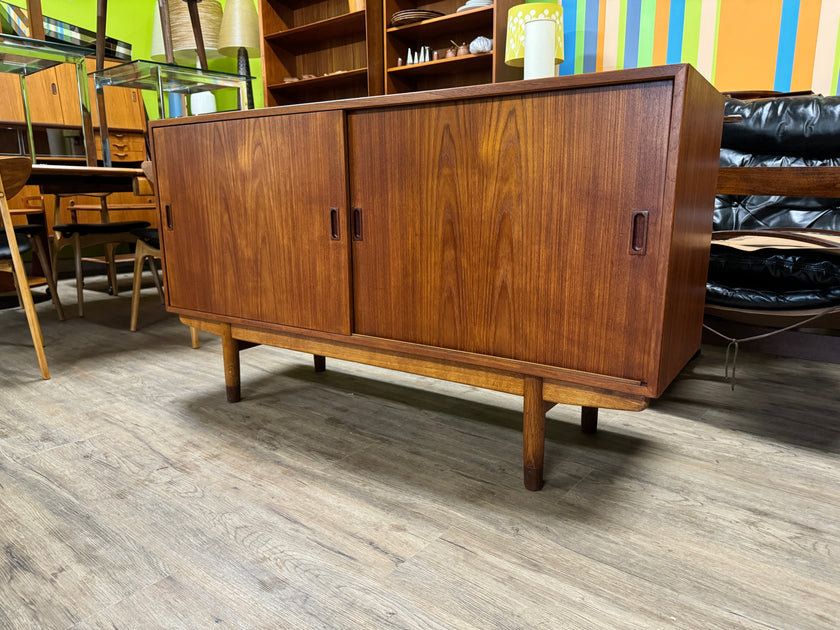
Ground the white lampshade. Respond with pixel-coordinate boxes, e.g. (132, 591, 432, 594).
(217, 0, 261, 57)
(505, 2, 564, 80)
(150, 0, 224, 64)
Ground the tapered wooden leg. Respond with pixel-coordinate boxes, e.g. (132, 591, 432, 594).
(189, 326, 200, 349)
(221, 325, 241, 402)
(523, 376, 546, 491)
(30, 234, 64, 321)
(73, 234, 84, 317)
(313, 354, 326, 372)
(129, 251, 144, 331)
(581, 406, 598, 434)
(104, 243, 119, 296)
(1, 194, 48, 379)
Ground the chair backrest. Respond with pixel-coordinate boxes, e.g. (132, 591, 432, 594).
(0, 157, 33, 200)
(716, 95, 840, 232)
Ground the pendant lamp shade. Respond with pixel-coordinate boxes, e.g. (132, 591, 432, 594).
(505, 2, 564, 79)
(150, 0, 224, 64)
(217, 0, 261, 57)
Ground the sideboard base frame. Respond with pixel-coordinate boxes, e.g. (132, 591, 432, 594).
(182, 315, 650, 491)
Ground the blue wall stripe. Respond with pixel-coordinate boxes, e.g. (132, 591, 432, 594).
(773, 0, 800, 92)
(666, 0, 686, 65)
(624, 0, 643, 69)
(584, 0, 599, 73)
(558, 0, 578, 76)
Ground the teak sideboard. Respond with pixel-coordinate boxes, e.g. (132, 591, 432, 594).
(149, 65, 724, 490)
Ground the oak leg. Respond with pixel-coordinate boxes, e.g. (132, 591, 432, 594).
(523, 376, 546, 491)
(313, 354, 326, 372)
(221, 326, 241, 403)
(581, 406, 598, 434)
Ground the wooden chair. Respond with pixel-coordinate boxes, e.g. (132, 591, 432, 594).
(0, 157, 51, 379)
(51, 194, 150, 317)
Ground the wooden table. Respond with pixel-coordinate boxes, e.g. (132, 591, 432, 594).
(28, 164, 144, 195)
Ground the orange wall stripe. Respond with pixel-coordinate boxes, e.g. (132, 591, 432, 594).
(597, 0, 608, 70)
(715, 0, 785, 92)
(791, 0, 822, 91)
(653, 0, 671, 65)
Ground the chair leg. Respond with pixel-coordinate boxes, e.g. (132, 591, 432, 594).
(29, 234, 64, 321)
(147, 256, 165, 303)
(72, 233, 84, 317)
(104, 242, 120, 296)
(130, 249, 145, 332)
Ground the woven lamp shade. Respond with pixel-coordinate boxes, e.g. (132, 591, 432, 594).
(217, 0, 261, 57)
(150, 0, 224, 63)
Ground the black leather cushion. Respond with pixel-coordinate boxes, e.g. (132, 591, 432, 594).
(708, 245, 840, 287)
(13, 224, 43, 238)
(723, 95, 840, 159)
(706, 281, 840, 310)
(714, 194, 840, 232)
(0, 231, 32, 259)
(53, 220, 150, 237)
(130, 227, 159, 249)
(706, 244, 840, 309)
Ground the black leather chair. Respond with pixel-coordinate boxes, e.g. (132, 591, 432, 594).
(706, 94, 840, 359)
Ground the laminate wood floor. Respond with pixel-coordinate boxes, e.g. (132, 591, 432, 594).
(1, 276, 838, 629)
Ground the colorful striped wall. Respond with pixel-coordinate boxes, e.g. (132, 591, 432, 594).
(557, 0, 840, 96)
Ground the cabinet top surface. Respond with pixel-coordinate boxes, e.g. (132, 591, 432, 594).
(151, 64, 712, 129)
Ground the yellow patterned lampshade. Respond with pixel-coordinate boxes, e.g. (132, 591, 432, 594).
(505, 2, 564, 79)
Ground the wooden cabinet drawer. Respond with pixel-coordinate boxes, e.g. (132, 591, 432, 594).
(95, 131, 146, 162)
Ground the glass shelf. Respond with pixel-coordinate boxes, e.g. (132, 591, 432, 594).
(90, 60, 253, 166)
(0, 33, 90, 74)
(0, 34, 95, 165)
(91, 59, 252, 96)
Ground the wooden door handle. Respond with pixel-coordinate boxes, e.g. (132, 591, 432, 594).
(630, 210, 649, 255)
(329, 207, 340, 240)
(352, 207, 363, 241)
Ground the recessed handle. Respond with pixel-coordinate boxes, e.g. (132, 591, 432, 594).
(329, 207, 340, 240)
(50, 82, 57, 95)
(352, 206, 363, 241)
(630, 210, 648, 255)
(164, 203, 173, 231)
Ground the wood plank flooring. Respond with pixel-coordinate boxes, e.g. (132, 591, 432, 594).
(0, 275, 838, 629)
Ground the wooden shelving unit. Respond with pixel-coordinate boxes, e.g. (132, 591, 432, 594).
(383, 0, 519, 93)
(259, 0, 520, 104)
(260, 0, 384, 105)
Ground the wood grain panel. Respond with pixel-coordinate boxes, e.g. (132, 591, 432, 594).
(349, 83, 673, 382)
(653, 66, 725, 396)
(25, 68, 65, 125)
(0, 73, 24, 121)
(152, 111, 351, 334)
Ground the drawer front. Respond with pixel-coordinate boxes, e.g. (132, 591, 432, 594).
(96, 131, 146, 162)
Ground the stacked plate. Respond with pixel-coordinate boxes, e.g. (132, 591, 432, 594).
(390, 9, 445, 26)
(456, 0, 493, 12)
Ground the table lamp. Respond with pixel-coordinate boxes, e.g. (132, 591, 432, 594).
(150, 0, 223, 66)
(217, 0, 260, 109)
(505, 0, 564, 80)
